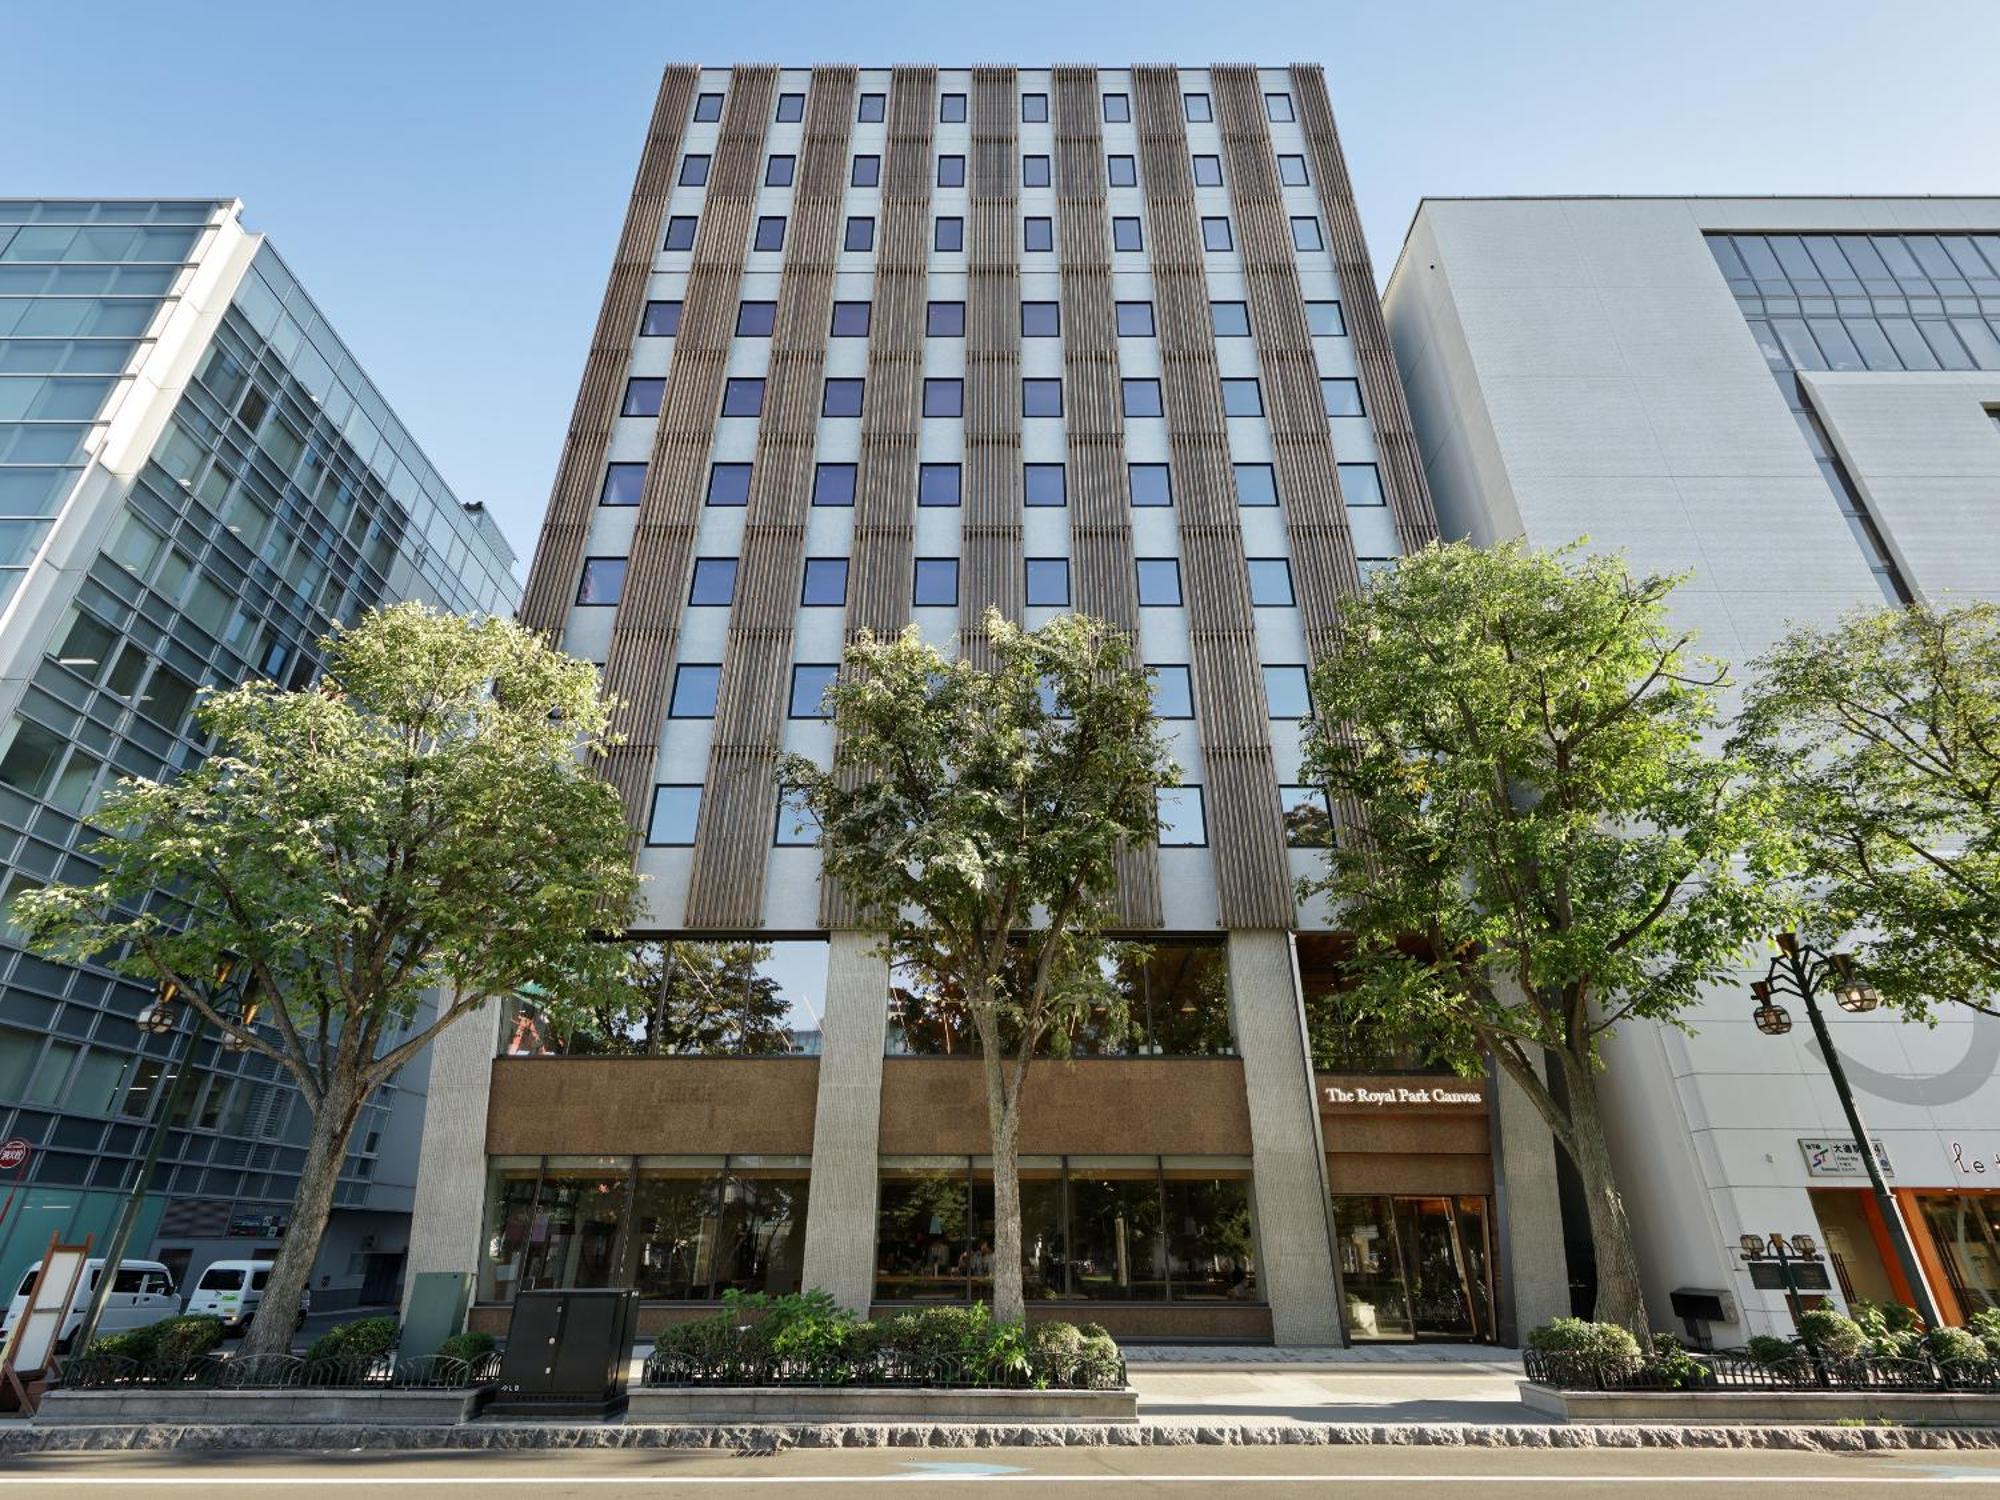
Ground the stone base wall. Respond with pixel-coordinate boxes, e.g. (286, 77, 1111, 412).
(1520, 1381, 2000, 1427)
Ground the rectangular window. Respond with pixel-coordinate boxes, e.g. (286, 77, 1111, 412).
(1321, 377, 1364, 417)
(1248, 558, 1296, 607)
(721, 378, 764, 416)
(1121, 379, 1162, 417)
(922, 378, 963, 417)
(1265, 92, 1295, 123)
(1282, 786, 1332, 848)
(1339, 462, 1385, 506)
(661, 212, 696, 249)
(754, 215, 785, 251)
(1151, 665, 1193, 719)
(621, 378, 664, 417)
(1024, 463, 1067, 507)
(600, 462, 647, 506)
(801, 557, 848, 606)
(918, 463, 961, 507)
(736, 300, 777, 336)
(1024, 217, 1053, 252)
(776, 93, 804, 123)
(1183, 92, 1212, 122)
(640, 300, 682, 336)
(1157, 785, 1205, 846)
(1025, 558, 1070, 607)
(1192, 154, 1223, 187)
(1277, 154, 1309, 187)
(706, 462, 752, 506)
(940, 92, 967, 123)
(679, 155, 710, 187)
(844, 217, 875, 252)
(822, 378, 864, 417)
(670, 664, 721, 718)
(694, 92, 723, 122)
(1022, 93, 1049, 123)
(934, 216, 964, 252)
(1136, 558, 1182, 606)
(858, 92, 885, 123)
(1023, 155, 1051, 188)
(1221, 378, 1264, 417)
(648, 785, 701, 846)
(1210, 301, 1251, 337)
(1306, 300, 1345, 337)
(1201, 217, 1233, 252)
(765, 154, 795, 187)
(852, 155, 881, 187)
(913, 557, 958, 606)
(1022, 378, 1063, 416)
(1112, 216, 1143, 252)
(1103, 93, 1130, 123)
(1264, 664, 1312, 720)
(576, 557, 626, 606)
(831, 301, 871, 337)
(927, 300, 966, 337)
(688, 557, 737, 606)
(1022, 301, 1061, 337)
(790, 663, 838, 719)
(812, 462, 856, 507)
(1107, 155, 1137, 188)
(1129, 463, 1172, 507)
(1235, 463, 1278, 507)
(1291, 216, 1325, 252)
(776, 792, 819, 846)
(1116, 301, 1156, 338)
(937, 154, 966, 188)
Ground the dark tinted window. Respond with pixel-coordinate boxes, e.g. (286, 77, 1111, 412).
(940, 93, 967, 123)
(1116, 301, 1155, 337)
(812, 463, 856, 506)
(1024, 464, 1066, 507)
(922, 378, 962, 417)
(858, 93, 885, 123)
(927, 301, 965, 337)
(790, 664, 838, 719)
(852, 155, 881, 187)
(679, 155, 710, 187)
(1107, 156, 1137, 188)
(913, 558, 958, 606)
(721, 378, 764, 416)
(1112, 217, 1143, 252)
(1022, 379, 1063, 416)
(1121, 379, 1162, 417)
(801, 558, 848, 606)
(1025, 558, 1070, 606)
(689, 558, 737, 606)
(694, 93, 723, 122)
(831, 301, 871, 337)
(1023, 155, 1051, 188)
(706, 463, 752, 506)
(736, 300, 776, 336)
(664, 216, 697, 251)
(1022, 301, 1060, 337)
(1136, 559, 1182, 606)
(775, 93, 804, 122)
(641, 300, 682, 336)
(765, 155, 795, 187)
(822, 379, 864, 417)
(1024, 217, 1053, 252)
(601, 463, 647, 506)
(844, 217, 875, 251)
(1192, 155, 1222, 187)
(670, 664, 721, 717)
(754, 216, 786, 252)
(934, 217, 964, 251)
(621, 378, 664, 417)
(918, 464, 961, 507)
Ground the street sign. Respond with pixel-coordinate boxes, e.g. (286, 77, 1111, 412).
(1799, 1137, 1892, 1179)
(0, 1140, 28, 1172)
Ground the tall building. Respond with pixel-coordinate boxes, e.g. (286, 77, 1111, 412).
(1385, 196, 2000, 1335)
(409, 64, 1569, 1347)
(0, 199, 519, 1307)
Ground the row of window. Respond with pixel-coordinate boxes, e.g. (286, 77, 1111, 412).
(662, 209, 1323, 257)
(640, 296, 1346, 343)
(687, 148, 1313, 195)
(690, 85, 1299, 129)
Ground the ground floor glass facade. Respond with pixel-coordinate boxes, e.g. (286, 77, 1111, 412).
(1332, 1194, 1495, 1342)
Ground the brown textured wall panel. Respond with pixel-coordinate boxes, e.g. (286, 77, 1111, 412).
(485, 1057, 818, 1156)
(685, 67, 859, 927)
(1289, 64, 1439, 555)
(1132, 65, 1293, 929)
(1325, 1153, 1494, 1196)
(519, 65, 700, 637)
(597, 66, 778, 834)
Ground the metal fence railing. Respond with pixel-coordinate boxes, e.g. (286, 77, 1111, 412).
(62, 1349, 503, 1392)
(640, 1347, 1128, 1391)
(1524, 1347, 1999, 1394)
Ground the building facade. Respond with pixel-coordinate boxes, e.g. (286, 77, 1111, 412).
(0, 199, 519, 1307)
(408, 64, 1571, 1346)
(1385, 196, 2000, 1337)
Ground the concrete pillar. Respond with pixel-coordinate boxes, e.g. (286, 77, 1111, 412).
(1227, 930, 1344, 1345)
(1491, 1054, 1572, 1343)
(401, 995, 504, 1321)
(799, 933, 889, 1313)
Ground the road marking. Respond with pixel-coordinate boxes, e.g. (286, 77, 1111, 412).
(2, 1474, 1997, 1486)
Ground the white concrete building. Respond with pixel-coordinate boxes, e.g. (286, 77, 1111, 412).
(1385, 196, 2000, 1338)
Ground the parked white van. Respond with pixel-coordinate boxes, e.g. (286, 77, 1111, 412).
(0, 1258, 179, 1353)
(183, 1260, 308, 1333)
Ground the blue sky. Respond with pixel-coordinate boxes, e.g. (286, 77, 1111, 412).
(9, 0, 1998, 568)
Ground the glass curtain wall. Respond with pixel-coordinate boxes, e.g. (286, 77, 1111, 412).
(1332, 1194, 1496, 1342)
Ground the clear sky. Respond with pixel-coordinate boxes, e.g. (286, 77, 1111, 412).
(9, 0, 1998, 570)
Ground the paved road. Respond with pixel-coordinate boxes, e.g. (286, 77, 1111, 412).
(3, 1445, 1999, 1496)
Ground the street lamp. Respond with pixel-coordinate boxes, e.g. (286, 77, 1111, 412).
(1746, 932, 1943, 1329)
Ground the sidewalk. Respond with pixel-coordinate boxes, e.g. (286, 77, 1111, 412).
(1124, 1345, 1530, 1426)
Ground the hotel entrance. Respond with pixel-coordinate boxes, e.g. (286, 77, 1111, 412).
(1332, 1194, 1496, 1341)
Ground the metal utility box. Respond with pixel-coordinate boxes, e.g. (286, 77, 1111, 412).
(488, 1289, 640, 1417)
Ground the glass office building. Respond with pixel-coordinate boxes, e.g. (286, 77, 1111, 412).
(0, 200, 518, 1306)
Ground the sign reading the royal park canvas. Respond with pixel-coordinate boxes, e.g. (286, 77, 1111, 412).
(1317, 1076, 1487, 1111)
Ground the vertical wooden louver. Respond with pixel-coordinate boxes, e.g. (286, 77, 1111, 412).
(518, 64, 701, 638)
(958, 66, 1023, 669)
(684, 67, 859, 928)
(1052, 65, 1161, 929)
(1132, 65, 1294, 929)
(819, 67, 938, 930)
(596, 66, 778, 836)
(1289, 64, 1439, 554)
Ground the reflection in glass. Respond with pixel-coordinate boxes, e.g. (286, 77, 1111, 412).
(1918, 1194, 2000, 1314)
(1069, 1172, 1166, 1300)
(875, 1172, 972, 1301)
(547, 940, 827, 1056)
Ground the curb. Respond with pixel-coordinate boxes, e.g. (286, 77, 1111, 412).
(6, 1420, 2000, 1454)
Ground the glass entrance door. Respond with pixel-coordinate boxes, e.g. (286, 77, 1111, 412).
(1332, 1194, 1496, 1342)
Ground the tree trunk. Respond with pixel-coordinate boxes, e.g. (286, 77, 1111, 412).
(239, 1080, 366, 1358)
(1559, 1052, 1651, 1344)
(981, 1048, 1026, 1325)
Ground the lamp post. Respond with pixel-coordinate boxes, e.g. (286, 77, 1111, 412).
(1746, 932, 1943, 1329)
(69, 966, 254, 1360)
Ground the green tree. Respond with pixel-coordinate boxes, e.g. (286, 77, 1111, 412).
(1299, 540, 1784, 1341)
(12, 604, 636, 1356)
(783, 611, 1174, 1323)
(558, 940, 798, 1055)
(1736, 601, 2000, 1020)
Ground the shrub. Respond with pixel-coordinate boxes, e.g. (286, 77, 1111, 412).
(1526, 1317, 1642, 1362)
(1925, 1327, 1990, 1368)
(1968, 1307, 2000, 1361)
(1074, 1328, 1124, 1390)
(149, 1315, 224, 1369)
(1796, 1308, 1868, 1362)
(1641, 1331, 1711, 1390)
(1745, 1333, 1800, 1369)
(436, 1331, 495, 1363)
(306, 1315, 399, 1368)
(81, 1325, 160, 1367)
(1850, 1300, 1926, 1358)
